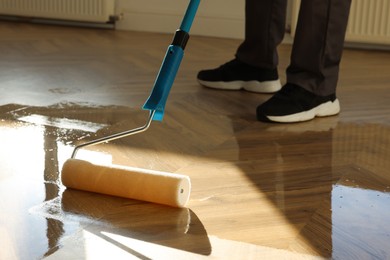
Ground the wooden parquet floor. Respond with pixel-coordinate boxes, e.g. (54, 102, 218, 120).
(1, 21, 390, 259)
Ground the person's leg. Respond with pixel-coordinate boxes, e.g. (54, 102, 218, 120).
(236, 0, 288, 69)
(287, 0, 352, 96)
(197, 0, 287, 93)
(257, 0, 351, 123)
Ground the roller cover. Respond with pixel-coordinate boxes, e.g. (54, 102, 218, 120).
(61, 159, 191, 208)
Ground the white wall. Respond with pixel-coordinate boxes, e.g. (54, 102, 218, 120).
(115, 0, 245, 39)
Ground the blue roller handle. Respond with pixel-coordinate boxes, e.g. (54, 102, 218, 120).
(142, 0, 201, 121)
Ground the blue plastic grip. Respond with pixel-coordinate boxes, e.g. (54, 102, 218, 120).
(142, 45, 184, 121)
(142, 0, 201, 121)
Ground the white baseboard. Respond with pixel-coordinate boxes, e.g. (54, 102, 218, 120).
(116, 12, 244, 39)
(115, 0, 245, 39)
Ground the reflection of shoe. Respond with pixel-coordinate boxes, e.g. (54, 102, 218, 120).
(197, 59, 281, 93)
(256, 84, 340, 123)
(264, 116, 339, 133)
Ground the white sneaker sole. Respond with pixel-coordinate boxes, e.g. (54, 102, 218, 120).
(266, 99, 341, 123)
(198, 79, 282, 93)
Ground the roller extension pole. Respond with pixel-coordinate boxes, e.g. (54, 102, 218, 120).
(143, 0, 201, 121)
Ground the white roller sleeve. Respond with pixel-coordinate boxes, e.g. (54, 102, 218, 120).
(61, 159, 191, 208)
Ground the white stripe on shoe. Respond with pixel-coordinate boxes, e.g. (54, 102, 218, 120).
(266, 99, 341, 123)
(198, 79, 282, 93)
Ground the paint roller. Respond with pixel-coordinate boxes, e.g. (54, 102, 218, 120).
(61, 0, 201, 208)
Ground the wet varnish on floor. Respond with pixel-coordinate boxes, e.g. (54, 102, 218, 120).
(1, 21, 390, 260)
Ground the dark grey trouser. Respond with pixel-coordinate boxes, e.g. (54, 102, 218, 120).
(236, 0, 351, 96)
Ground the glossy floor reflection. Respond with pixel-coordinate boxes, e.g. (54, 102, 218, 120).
(1, 22, 390, 259)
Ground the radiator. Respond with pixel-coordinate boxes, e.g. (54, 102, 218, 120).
(291, 0, 390, 45)
(0, 0, 115, 23)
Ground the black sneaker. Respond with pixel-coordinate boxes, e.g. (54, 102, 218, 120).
(256, 83, 340, 123)
(197, 59, 281, 93)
